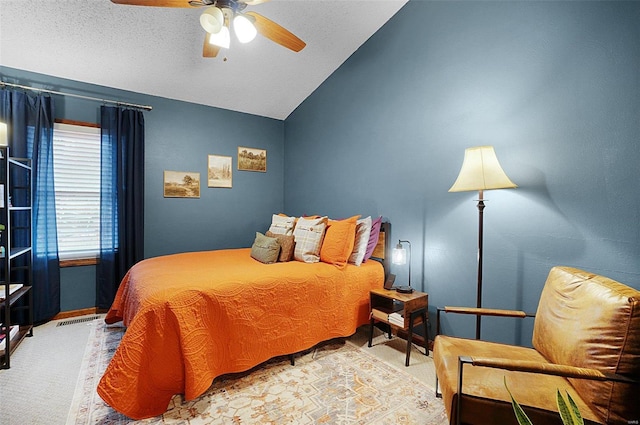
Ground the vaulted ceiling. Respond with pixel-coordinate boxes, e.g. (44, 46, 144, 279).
(0, 0, 408, 119)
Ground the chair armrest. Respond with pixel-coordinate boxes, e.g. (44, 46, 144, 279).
(444, 306, 532, 318)
(436, 306, 535, 336)
(461, 356, 638, 384)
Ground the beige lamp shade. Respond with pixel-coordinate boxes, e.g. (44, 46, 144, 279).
(0, 122, 7, 147)
(449, 146, 517, 192)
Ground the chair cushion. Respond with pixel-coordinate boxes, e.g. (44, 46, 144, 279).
(532, 266, 640, 424)
(433, 335, 602, 425)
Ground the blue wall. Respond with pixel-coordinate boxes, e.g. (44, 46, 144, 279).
(3, 1, 639, 346)
(1, 66, 285, 311)
(284, 1, 640, 344)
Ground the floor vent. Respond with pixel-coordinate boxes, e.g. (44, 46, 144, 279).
(56, 315, 101, 327)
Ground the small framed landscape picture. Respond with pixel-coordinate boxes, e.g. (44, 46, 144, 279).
(163, 170, 200, 198)
(208, 155, 232, 188)
(238, 146, 266, 172)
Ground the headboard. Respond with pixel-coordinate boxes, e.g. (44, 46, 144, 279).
(370, 221, 391, 279)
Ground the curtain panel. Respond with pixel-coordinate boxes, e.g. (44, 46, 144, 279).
(97, 106, 145, 309)
(0, 89, 60, 323)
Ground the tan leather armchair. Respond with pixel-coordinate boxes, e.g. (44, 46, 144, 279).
(433, 266, 640, 425)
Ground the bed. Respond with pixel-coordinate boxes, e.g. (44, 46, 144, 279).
(97, 220, 390, 419)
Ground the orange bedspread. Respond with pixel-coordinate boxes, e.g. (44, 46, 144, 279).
(97, 248, 384, 419)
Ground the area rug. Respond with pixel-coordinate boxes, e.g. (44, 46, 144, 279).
(67, 321, 448, 425)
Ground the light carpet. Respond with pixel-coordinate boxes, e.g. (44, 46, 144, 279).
(67, 321, 448, 424)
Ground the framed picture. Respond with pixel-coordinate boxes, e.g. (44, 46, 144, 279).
(238, 146, 266, 172)
(208, 155, 232, 188)
(163, 170, 200, 198)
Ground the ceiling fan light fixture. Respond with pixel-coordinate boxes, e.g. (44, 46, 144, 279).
(233, 14, 257, 44)
(208, 25, 230, 49)
(200, 6, 224, 34)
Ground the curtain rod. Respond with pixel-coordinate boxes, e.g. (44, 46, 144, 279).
(0, 81, 153, 111)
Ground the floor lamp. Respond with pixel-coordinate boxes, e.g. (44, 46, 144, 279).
(449, 146, 517, 339)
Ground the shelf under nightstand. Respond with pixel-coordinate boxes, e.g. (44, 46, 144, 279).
(368, 287, 429, 366)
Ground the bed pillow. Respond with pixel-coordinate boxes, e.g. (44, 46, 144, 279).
(363, 216, 383, 262)
(320, 215, 360, 268)
(293, 216, 328, 263)
(250, 232, 281, 264)
(266, 231, 295, 262)
(348, 216, 372, 266)
(267, 214, 296, 236)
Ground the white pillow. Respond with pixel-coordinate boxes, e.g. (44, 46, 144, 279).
(267, 214, 296, 236)
(293, 216, 328, 263)
(348, 216, 372, 266)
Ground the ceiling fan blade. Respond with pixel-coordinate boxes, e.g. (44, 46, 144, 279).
(111, 0, 192, 7)
(203, 33, 221, 58)
(245, 11, 306, 52)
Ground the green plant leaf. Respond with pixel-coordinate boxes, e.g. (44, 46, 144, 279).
(557, 389, 573, 424)
(557, 389, 585, 425)
(566, 391, 584, 425)
(505, 377, 534, 425)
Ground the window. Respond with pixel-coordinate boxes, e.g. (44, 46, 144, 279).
(52, 122, 101, 261)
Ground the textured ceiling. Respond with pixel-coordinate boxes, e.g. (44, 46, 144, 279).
(0, 0, 408, 120)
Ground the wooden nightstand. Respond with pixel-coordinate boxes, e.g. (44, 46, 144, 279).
(368, 288, 429, 366)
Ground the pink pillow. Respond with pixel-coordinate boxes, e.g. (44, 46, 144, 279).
(363, 216, 383, 262)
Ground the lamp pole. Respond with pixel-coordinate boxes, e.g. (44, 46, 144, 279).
(476, 190, 485, 340)
(401, 240, 411, 289)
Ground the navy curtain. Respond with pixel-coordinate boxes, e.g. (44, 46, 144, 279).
(96, 106, 145, 309)
(0, 89, 60, 323)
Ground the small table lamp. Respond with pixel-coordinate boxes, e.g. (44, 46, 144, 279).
(392, 240, 414, 293)
(449, 146, 517, 339)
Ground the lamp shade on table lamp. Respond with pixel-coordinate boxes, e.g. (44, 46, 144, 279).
(392, 240, 413, 293)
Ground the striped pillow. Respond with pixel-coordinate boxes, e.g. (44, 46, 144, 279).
(267, 214, 296, 236)
(293, 216, 328, 263)
(349, 216, 372, 266)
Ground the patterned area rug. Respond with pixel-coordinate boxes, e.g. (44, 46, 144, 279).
(67, 321, 448, 424)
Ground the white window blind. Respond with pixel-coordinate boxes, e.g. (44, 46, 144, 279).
(52, 123, 101, 260)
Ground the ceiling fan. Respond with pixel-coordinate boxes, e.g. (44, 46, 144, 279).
(111, 0, 306, 58)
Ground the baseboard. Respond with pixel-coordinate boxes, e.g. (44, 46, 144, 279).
(52, 307, 108, 321)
